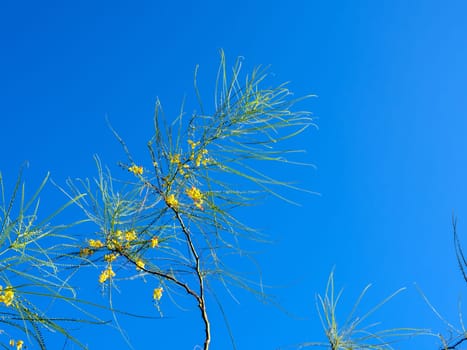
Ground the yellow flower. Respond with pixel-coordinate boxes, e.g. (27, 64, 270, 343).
(128, 165, 143, 175)
(188, 140, 200, 149)
(135, 258, 145, 270)
(150, 236, 159, 248)
(0, 286, 14, 307)
(4, 289, 14, 307)
(180, 164, 191, 177)
(186, 186, 204, 209)
(201, 157, 212, 166)
(166, 194, 179, 209)
(153, 287, 163, 301)
(107, 238, 122, 250)
(186, 186, 203, 201)
(9, 340, 23, 350)
(170, 154, 181, 165)
(114, 229, 124, 240)
(195, 154, 202, 167)
(98, 266, 116, 283)
(79, 247, 93, 257)
(88, 239, 104, 248)
(104, 253, 118, 262)
(125, 230, 137, 241)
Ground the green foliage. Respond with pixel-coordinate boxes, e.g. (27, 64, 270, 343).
(57, 51, 315, 349)
(299, 271, 423, 350)
(0, 169, 96, 349)
(3, 52, 461, 350)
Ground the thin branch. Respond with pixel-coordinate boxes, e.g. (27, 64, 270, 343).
(174, 210, 211, 350)
(445, 336, 467, 349)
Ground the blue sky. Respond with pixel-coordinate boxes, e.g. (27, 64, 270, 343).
(1, 1, 467, 349)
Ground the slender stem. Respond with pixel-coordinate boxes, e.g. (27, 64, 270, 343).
(142, 178, 211, 349)
(175, 210, 211, 350)
(446, 337, 467, 349)
(117, 249, 199, 301)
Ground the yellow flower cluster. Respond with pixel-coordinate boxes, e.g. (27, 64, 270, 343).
(170, 153, 191, 177)
(166, 194, 179, 209)
(109, 229, 138, 250)
(0, 286, 14, 307)
(195, 149, 209, 167)
(150, 236, 159, 248)
(79, 247, 93, 257)
(9, 340, 23, 350)
(188, 140, 200, 149)
(188, 140, 210, 167)
(170, 154, 181, 165)
(125, 229, 137, 242)
(168, 141, 212, 180)
(98, 266, 116, 283)
(104, 253, 118, 263)
(153, 287, 163, 301)
(179, 163, 190, 176)
(88, 239, 104, 248)
(128, 165, 143, 175)
(186, 186, 204, 210)
(107, 238, 122, 251)
(135, 258, 145, 271)
(114, 229, 124, 240)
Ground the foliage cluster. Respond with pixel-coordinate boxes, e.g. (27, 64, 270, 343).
(0, 53, 465, 350)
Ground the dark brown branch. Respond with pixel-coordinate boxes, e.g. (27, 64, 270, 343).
(445, 336, 467, 349)
(116, 249, 200, 302)
(140, 176, 211, 349)
(174, 210, 211, 350)
(141, 179, 212, 349)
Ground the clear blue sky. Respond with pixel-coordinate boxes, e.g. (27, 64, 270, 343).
(1, 1, 467, 349)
